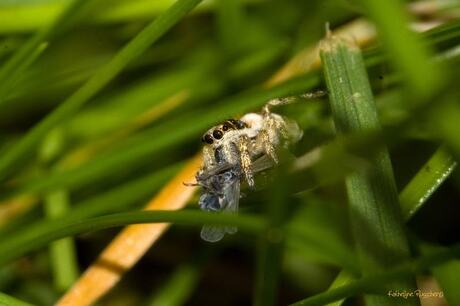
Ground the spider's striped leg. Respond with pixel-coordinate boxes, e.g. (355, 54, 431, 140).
(263, 90, 327, 113)
(236, 135, 255, 189)
(257, 115, 280, 164)
(202, 145, 215, 169)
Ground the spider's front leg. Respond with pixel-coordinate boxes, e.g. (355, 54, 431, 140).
(235, 135, 255, 189)
(202, 145, 215, 169)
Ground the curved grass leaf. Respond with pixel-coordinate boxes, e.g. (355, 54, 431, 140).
(0, 210, 266, 267)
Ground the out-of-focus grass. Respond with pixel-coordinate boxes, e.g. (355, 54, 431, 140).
(0, 0, 459, 305)
(0, 0, 204, 181)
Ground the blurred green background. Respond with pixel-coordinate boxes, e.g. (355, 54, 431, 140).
(0, 0, 459, 305)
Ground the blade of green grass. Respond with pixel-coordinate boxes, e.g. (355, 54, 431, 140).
(43, 190, 79, 292)
(320, 35, 418, 306)
(0, 210, 266, 267)
(253, 171, 288, 306)
(0, 292, 35, 306)
(359, 0, 443, 100)
(39, 128, 79, 292)
(290, 242, 460, 306)
(400, 146, 457, 220)
(0, 0, 204, 181)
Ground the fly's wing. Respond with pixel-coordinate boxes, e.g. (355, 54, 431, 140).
(222, 176, 240, 235)
(251, 154, 275, 174)
(197, 162, 233, 181)
(200, 224, 225, 242)
(200, 172, 241, 242)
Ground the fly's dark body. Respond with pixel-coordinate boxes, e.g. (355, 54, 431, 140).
(197, 145, 242, 242)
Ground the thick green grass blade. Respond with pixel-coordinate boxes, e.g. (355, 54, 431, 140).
(0, 210, 266, 267)
(0, 0, 203, 181)
(43, 190, 79, 292)
(400, 146, 457, 220)
(358, 0, 443, 100)
(290, 242, 460, 306)
(320, 36, 418, 306)
(39, 128, 79, 292)
(0, 292, 35, 306)
(324, 144, 457, 306)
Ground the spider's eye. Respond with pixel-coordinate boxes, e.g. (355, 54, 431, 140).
(213, 129, 223, 139)
(203, 134, 214, 144)
(222, 124, 229, 131)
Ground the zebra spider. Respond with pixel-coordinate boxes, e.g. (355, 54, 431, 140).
(191, 92, 325, 242)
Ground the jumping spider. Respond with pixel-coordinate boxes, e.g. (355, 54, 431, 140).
(199, 101, 303, 188)
(192, 92, 325, 242)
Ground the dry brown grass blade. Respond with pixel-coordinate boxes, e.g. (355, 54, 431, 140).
(56, 154, 201, 306)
